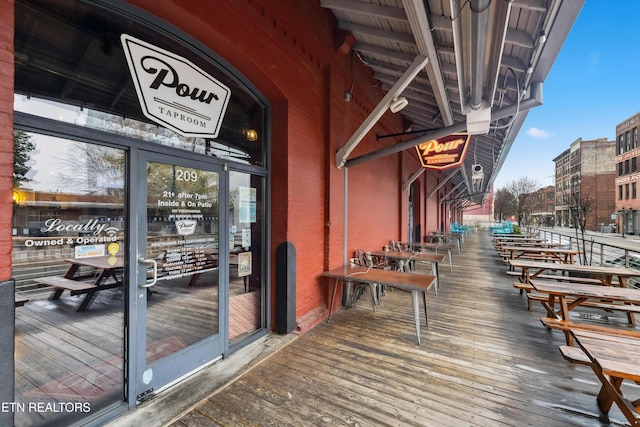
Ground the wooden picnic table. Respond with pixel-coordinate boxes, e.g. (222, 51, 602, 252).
(508, 259, 640, 288)
(501, 246, 579, 267)
(321, 265, 436, 345)
(34, 256, 124, 311)
(570, 330, 640, 426)
(531, 280, 640, 335)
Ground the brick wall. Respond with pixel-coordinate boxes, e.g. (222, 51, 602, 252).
(0, 0, 13, 281)
(5, 0, 448, 332)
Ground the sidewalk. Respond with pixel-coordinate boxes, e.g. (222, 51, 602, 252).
(536, 226, 640, 249)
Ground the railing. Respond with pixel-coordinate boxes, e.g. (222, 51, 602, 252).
(527, 227, 640, 270)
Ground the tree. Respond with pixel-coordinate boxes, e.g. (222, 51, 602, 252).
(569, 180, 594, 265)
(13, 131, 35, 187)
(505, 176, 540, 226)
(493, 188, 517, 221)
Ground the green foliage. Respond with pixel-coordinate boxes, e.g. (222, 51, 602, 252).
(14, 131, 35, 187)
(513, 225, 522, 234)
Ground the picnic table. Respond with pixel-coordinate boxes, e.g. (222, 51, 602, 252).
(569, 330, 640, 426)
(34, 256, 124, 311)
(508, 259, 640, 288)
(531, 280, 640, 338)
(501, 246, 579, 267)
(321, 265, 436, 345)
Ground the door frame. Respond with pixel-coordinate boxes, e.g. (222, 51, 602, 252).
(130, 149, 229, 403)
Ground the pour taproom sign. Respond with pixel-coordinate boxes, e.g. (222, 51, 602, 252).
(121, 34, 231, 138)
(415, 134, 471, 170)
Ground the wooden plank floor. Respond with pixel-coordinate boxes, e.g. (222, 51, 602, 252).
(169, 232, 637, 427)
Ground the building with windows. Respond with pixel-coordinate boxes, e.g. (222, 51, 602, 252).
(523, 185, 555, 227)
(553, 138, 616, 230)
(615, 112, 640, 234)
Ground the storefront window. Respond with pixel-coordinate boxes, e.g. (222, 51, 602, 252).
(15, 0, 266, 167)
(228, 171, 265, 342)
(13, 1, 269, 423)
(13, 132, 126, 426)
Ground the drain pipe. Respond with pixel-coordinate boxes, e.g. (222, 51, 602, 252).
(344, 167, 348, 266)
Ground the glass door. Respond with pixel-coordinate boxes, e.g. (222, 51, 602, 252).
(133, 151, 226, 400)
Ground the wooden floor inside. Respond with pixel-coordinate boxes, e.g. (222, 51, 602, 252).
(169, 232, 637, 427)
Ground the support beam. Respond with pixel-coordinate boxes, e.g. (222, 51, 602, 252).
(336, 55, 428, 168)
(403, 168, 425, 192)
(344, 82, 542, 168)
(428, 170, 458, 199)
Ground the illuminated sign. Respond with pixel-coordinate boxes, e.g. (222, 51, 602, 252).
(415, 134, 471, 170)
(121, 34, 231, 138)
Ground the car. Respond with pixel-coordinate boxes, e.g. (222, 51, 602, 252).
(605, 255, 640, 289)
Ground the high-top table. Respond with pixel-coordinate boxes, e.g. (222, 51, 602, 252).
(321, 266, 436, 345)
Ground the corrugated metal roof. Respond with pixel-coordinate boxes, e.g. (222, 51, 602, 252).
(322, 0, 585, 205)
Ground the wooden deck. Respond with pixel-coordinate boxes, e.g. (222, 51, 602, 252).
(167, 232, 637, 427)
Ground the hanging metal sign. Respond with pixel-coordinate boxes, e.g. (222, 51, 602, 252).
(121, 34, 231, 138)
(415, 133, 471, 170)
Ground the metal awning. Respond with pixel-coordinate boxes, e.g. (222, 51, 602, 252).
(322, 0, 585, 204)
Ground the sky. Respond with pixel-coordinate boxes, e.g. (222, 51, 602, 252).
(493, 0, 640, 190)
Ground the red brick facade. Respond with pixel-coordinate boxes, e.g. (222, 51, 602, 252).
(0, 0, 14, 281)
(4, 0, 457, 331)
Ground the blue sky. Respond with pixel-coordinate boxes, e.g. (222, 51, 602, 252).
(493, 1, 640, 189)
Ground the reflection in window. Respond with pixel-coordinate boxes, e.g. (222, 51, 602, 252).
(13, 133, 126, 426)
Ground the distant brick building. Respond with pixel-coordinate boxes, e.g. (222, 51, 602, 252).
(615, 112, 640, 234)
(554, 138, 616, 231)
(522, 185, 555, 226)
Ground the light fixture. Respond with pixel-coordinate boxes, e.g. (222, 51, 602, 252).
(389, 97, 408, 113)
(244, 129, 258, 142)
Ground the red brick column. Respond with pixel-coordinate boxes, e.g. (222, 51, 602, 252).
(0, 0, 14, 281)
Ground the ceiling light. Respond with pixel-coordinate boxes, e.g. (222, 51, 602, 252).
(390, 97, 408, 113)
(244, 129, 258, 141)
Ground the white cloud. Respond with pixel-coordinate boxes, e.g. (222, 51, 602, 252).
(526, 127, 552, 139)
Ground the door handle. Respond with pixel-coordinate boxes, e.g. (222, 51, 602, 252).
(138, 257, 158, 288)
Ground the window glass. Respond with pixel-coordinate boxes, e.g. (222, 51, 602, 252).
(15, 0, 265, 167)
(13, 132, 126, 426)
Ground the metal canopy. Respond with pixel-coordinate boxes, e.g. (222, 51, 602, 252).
(322, 0, 585, 204)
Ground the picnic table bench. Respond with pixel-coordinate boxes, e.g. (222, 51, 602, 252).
(562, 330, 640, 426)
(33, 256, 124, 311)
(531, 280, 640, 345)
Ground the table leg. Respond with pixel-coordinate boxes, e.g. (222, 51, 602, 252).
(327, 278, 339, 323)
(411, 290, 421, 345)
(447, 249, 452, 272)
(422, 291, 428, 327)
(596, 376, 622, 414)
(431, 262, 439, 296)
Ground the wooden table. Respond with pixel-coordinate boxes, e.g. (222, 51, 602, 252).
(425, 232, 463, 252)
(531, 280, 640, 332)
(571, 330, 640, 426)
(34, 256, 124, 311)
(502, 246, 579, 268)
(321, 266, 436, 345)
(373, 251, 445, 293)
(397, 241, 455, 271)
(508, 259, 640, 288)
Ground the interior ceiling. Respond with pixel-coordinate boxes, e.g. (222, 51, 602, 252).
(322, 0, 585, 205)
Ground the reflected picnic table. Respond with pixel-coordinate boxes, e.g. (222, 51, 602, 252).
(34, 256, 124, 311)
